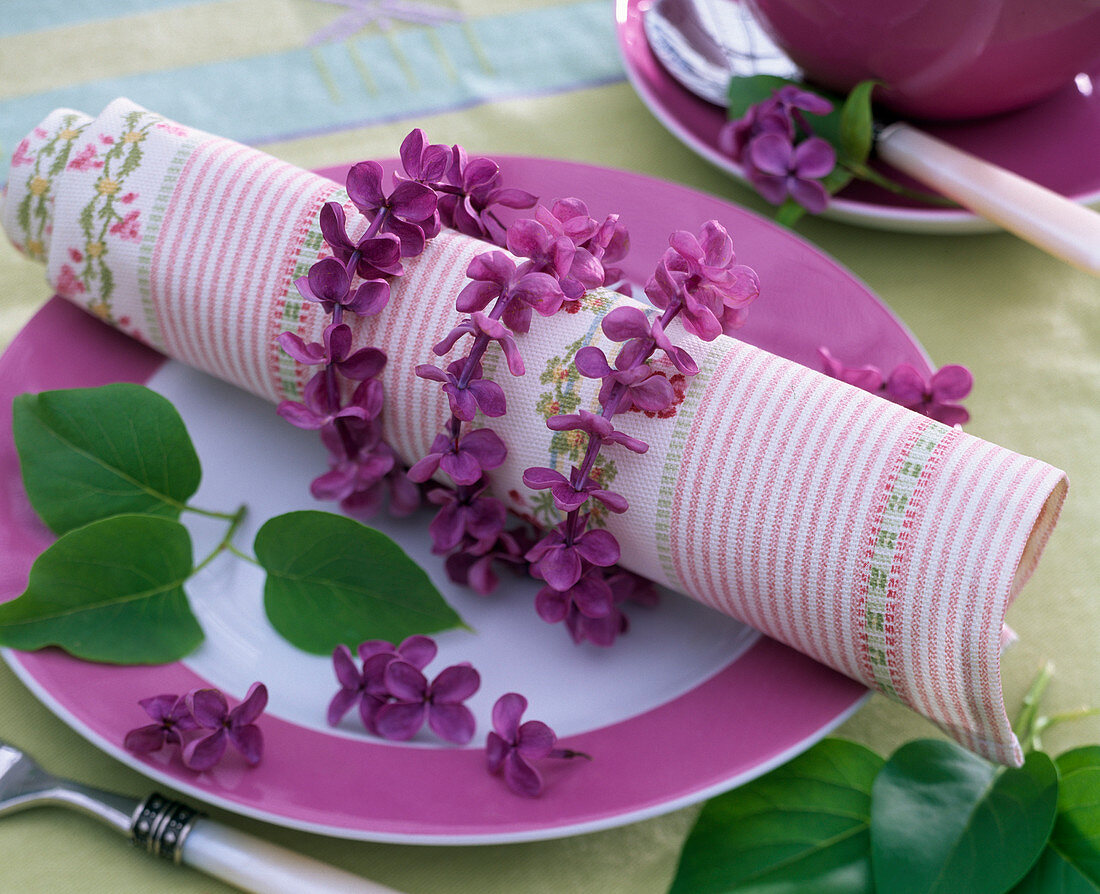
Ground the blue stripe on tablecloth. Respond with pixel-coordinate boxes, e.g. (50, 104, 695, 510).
(0, 0, 217, 37)
(0, 1, 624, 185)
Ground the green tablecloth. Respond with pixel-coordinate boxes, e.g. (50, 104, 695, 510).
(0, 2, 1097, 891)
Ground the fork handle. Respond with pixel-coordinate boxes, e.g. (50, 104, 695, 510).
(132, 793, 401, 894)
(181, 818, 402, 894)
(875, 122, 1100, 276)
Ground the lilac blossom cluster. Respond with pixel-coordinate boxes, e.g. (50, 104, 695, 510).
(719, 85, 837, 213)
(522, 222, 760, 645)
(818, 347, 973, 426)
(328, 635, 480, 744)
(124, 683, 268, 771)
(411, 197, 630, 597)
(276, 130, 542, 519)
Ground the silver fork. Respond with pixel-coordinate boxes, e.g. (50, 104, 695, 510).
(0, 739, 400, 893)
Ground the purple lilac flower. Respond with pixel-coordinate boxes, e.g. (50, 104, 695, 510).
(522, 466, 628, 515)
(434, 312, 527, 377)
(416, 359, 506, 421)
(398, 128, 451, 184)
(818, 346, 884, 392)
(182, 683, 267, 770)
(746, 134, 836, 213)
(522, 219, 757, 645)
(534, 564, 615, 623)
(720, 86, 837, 212)
(328, 636, 437, 733)
(374, 661, 481, 744)
(643, 222, 760, 341)
(345, 159, 440, 256)
(454, 250, 565, 334)
(278, 324, 386, 381)
(276, 371, 379, 431)
(885, 363, 973, 426)
(435, 145, 537, 244)
(427, 482, 508, 554)
(318, 202, 403, 281)
(444, 529, 531, 595)
(509, 203, 604, 300)
(525, 523, 620, 591)
(407, 428, 507, 487)
(123, 694, 197, 753)
(311, 428, 395, 503)
(294, 255, 390, 317)
(574, 345, 675, 414)
(486, 693, 588, 797)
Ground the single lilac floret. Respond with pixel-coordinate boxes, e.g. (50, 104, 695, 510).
(525, 523, 620, 591)
(416, 359, 506, 421)
(747, 133, 836, 213)
(182, 683, 267, 770)
(427, 482, 507, 554)
(818, 346, 884, 392)
(374, 661, 481, 744)
(406, 428, 507, 487)
(123, 694, 197, 753)
(486, 693, 588, 797)
(319, 202, 404, 280)
(885, 363, 973, 426)
(522, 465, 628, 515)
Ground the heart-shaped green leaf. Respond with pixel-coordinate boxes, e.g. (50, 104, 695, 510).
(13, 384, 201, 534)
(871, 740, 1058, 894)
(0, 514, 202, 663)
(256, 511, 466, 654)
(669, 738, 882, 894)
(1012, 748, 1100, 893)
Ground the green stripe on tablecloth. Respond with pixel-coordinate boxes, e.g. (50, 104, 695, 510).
(0, 1, 623, 185)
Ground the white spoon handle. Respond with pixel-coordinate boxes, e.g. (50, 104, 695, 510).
(181, 817, 402, 894)
(876, 122, 1100, 276)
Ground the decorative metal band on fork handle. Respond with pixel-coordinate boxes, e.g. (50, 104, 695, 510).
(131, 792, 202, 864)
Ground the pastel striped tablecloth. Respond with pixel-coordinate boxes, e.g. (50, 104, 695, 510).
(2, 98, 1068, 766)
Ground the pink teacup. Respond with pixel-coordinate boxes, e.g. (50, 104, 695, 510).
(743, 0, 1100, 120)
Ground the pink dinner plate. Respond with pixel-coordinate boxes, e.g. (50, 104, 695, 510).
(616, 0, 1100, 233)
(0, 157, 924, 844)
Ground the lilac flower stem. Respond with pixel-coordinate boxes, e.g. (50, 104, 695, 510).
(192, 504, 248, 574)
(562, 300, 681, 547)
(324, 207, 390, 463)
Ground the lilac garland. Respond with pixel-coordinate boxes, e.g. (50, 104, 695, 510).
(275, 130, 540, 519)
(410, 197, 631, 596)
(522, 223, 760, 645)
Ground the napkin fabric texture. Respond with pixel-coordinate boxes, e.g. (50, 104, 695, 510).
(1, 99, 1068, 766)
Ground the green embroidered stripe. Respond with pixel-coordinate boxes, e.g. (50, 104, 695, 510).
(136, 133, 199, 351)
(276, 223, 325, 400)
(864, 418, 950, 699)
(653, 341, 720, 588)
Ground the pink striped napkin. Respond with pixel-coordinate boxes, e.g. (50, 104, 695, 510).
(1, 99, 1067, 765)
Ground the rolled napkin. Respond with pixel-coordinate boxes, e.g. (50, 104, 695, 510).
(2, 99, 1067, 766)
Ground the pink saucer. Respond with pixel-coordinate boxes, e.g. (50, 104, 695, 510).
(617, 0, 1100, 232)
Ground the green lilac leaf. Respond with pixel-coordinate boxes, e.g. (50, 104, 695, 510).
(871, 740, 1058, 894)
(0, 515, 202, 664)
(256, 510, 465, 654)
(1012, 751, 1100, 893)
(13, 384, 201, 534)
(669, 737, 882, 894)
(838, 80, 878, 166)
(726, 74, 800, 119)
